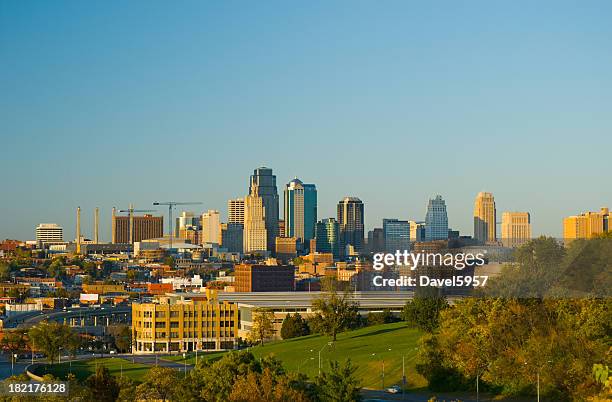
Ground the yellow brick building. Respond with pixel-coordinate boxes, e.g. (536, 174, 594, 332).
(563, 208, 610, 240)
(131, 295, 238, 354)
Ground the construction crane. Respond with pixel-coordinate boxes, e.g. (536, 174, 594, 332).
(118, 204, 157, 244)
(153, 201, 203, 250)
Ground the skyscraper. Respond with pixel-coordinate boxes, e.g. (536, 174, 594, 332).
(201, 210, 221, 245)
(501, 212, 531, 248)
(474, 192, 496, 244)
(284, 178, 317, 245)
(383, 219, 411, 253)
(249, 167, 279, 251)
(367, 228, 384, 254)
(315, 218, 340, 259)
(243, 194, 267, 253)
(337, 197, 364, 255)
(424, 195, 448, 241)
(228, 198, 245, 225)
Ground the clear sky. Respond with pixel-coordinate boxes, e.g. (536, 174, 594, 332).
(1, 0, 611, 242)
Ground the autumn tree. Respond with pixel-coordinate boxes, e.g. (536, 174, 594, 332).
(135, 366, 180, 402)
(248, 308, 275, 345)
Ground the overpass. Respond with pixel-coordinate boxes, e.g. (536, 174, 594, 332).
(3, 305, 131, 335)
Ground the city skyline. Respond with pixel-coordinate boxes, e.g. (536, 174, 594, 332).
(2, 1, 612, 240)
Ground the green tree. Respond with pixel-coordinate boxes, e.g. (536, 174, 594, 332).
(402, 292, 448, 333)
(311, 279, 359, 341)
(280, 313, 310, 340)
(314, 359, 361, 402)
(135, 366, 179, 402)
(367, 309, 397, 326)
(86, 366, 120, 402)
(248, 308, 275, 345)
(27, 322, 80, 364)
(108, 325, 131, 352)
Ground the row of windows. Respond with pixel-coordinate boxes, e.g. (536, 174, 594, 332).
(136, 320, 235, 328)
(136, 331, 235, 339)
(138, 309, 235, 319)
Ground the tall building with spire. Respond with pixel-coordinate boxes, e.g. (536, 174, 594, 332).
(474, 192, 496, 244)
(249, 167, 279, 251)
(284, 178, 317, 246)
(337, 197, 364, 255)
(425, 195, 448, 241)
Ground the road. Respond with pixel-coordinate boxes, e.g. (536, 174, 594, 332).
(362, 388, 495, 402)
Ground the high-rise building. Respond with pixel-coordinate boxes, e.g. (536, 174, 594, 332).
(201, 210, 221, 245)
(249, 167, 279, 251)
(112, 215, 163, 244)
(315, 218, 340, 259)
(227, 198, 245, 225)
(243, 194, 267, 253)
(176, 211, 200, 238)
(501, 212, 531, 248)
(221, 223, 243, 253)
(284, 178, 317, 245)
(36, 223, 63, 245)
(425, 195, 448, 241)
(563, 208, 610, 240)
(367, 228, 385, 254)
(474, 192, 497, 244)
(408, 221, 426, 242)
(337, 197, 364, 255)
(383, 219, 411, 253)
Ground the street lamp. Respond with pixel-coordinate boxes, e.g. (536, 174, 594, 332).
(183, 353, 187, 378)
(525, 360, 553, 402)
(318, 342, 333, 375)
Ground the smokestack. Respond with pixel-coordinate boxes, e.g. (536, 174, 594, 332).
(76, 206, 81, 254)
(111, 207, 116, 244)
(94, 207, 99, 244)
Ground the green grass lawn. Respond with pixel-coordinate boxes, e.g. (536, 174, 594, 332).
(169, 322, 426, 390)
(33, 358, 152, 383)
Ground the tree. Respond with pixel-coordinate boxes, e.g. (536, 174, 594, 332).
(229, 368, 311, 402)
(281, 313, 310, 340)
(367, 309, 397, 326)
(0, 262, 11, 281)
(135, 366, 179, 402)
(314, 359, 361, 402)
(108, 325, 131, 352)
(1, 330, 27, 360)
(403, 287, 448, 333)
(28, 322, 80, 364)
(248, 308, 275, 345)
(312, 279, 360, 341)
(163, 256, 175, 269)
(86, 366, 120, 402)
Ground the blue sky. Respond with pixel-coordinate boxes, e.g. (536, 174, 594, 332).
(1, 0, 611, 241)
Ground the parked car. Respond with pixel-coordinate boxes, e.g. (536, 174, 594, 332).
(385, 385, 401, 394)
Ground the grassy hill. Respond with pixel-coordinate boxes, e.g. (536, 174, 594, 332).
(35, 323, 426, 390)
(171, 322, 427, 390)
